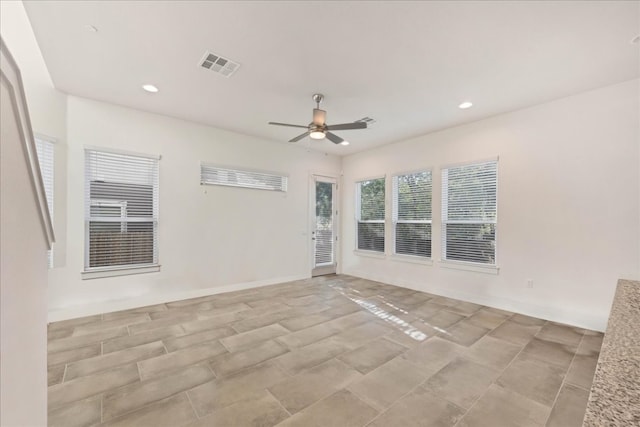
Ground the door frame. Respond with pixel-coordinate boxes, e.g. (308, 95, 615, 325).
(309, 173, 340, 277)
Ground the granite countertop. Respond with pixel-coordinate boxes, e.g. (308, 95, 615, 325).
(583, 279, 640, 426)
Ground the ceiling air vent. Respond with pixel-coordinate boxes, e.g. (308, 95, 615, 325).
(199, 51, 240, 77)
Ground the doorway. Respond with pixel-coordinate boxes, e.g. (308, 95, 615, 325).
(311, 175, 338, 276)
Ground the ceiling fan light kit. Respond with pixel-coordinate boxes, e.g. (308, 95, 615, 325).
(269, 94, 367, 145)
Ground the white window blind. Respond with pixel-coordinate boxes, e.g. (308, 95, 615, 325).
(356, 177, 385, 252)
(85, 149, 159, 270)
(201, 163, 287, 192)
(35, 137, 54, 268)
(393, 171, 432, 258)
(441, 160, 497, 265)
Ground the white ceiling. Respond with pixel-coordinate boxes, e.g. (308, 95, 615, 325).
(23, 1, 639, 155)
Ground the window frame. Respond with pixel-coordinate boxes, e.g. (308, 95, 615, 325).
(355, 176, 386, 255)
(440, 158, 499, 272)
(392, 169, 433, 261)
(82, 147, 160, 279)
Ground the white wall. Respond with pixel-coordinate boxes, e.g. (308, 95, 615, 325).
(341, 79, 640, 332)
(48, 96, 341, 319)
(0, 0, 68, 269)
(0, 44, 50, 427)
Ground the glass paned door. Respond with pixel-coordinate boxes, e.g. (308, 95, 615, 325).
(312, 177, 337, 276)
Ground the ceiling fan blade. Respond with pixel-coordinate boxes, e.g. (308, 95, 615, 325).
(326, 122, 367, 131)
(313, 109, 326, 125)
(269, 122, 309, 129)
(325, 132, 344, 144)
(289, 131, 310, 143)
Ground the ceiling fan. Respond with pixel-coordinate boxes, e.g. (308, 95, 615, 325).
(268, 94, 367, 145)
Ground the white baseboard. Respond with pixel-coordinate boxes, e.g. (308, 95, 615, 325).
(48, 274, 310, 323)
(345, 269, 608, 332)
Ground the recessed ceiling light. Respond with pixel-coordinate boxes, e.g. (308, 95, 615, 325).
(340, 141, 350, 146)
(458, 101, 473, 109)
(142, 84, 159, 93)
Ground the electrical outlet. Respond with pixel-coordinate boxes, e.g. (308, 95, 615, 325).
(526, 279, 534, 288)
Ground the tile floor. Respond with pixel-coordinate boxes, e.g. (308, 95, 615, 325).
(47, 275, 603, 426)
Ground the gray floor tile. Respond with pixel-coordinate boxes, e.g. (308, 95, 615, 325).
(458, 384, 550, 427)
(102, 393, 197, 427)
(385, 326, 432, 348)
(447, 301, 483, 316)
(275, 337, 350, 375)
(48, 327, 128, 353)
(279, 313, 333, 331)
(211, 340, 289, 377)
(102, 364, 214, 421)
(269, 358, 362, 414)
(48, 364, 66, 387)
(466, 308, 509, 329)
(337, 337, 407, 374)
(48, 343, 101, 367)
(65, 341, 165, 381)
(439, 320, 490, 347)
(276, 389, 378, 427)
(193, 302, 253, 319)
(48, 314, 103, 332)
(128, 313, 198, 334)
(276, 322, 339, 348)
(48, 395, 101, 427)
(138, 341, 227, 380)
(510, 313, 547, 326)
(521, 337, 577, 369)
(410, 301, 446, 319)
(566, 353, 599, 390)
(180, 312, 245, 333)
(497, 356, 566, 406)
(188, 362, 286, 416)
(164, 326, 235, 352)
(423, 357, 501, 409)
(221, 323, 289, 352)
(102, 325, 184, 353)
(329, 321, 393, 350)
(185, 390, 289, 427)
(49, 364, 140, 410)
(402, 336, 465, 376)
(545, 383, 590, 427)
(425, 310, 466, 329)
(348, 357, 431, 411)
(71, 313, 151, 336)
(368, 387, 464, 427)
(101, 304, 168, 321)
(463, 335, 522, 370)
(489, 320, 542, 346)
(536, 322, 583, 346)
(48, 328, 75, 341)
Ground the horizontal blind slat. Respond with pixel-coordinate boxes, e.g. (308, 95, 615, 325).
(441, 160, 497, 265)
(85, 149, 159, 269)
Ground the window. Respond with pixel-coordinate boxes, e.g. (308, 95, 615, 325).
(393, 171, 432, 258)
(85, 149, 159, 271)
(441, 159, 497, 265)
(35, 136, 54, 268)
(356, 177, 385, 252)
(201, 163, 287, 192)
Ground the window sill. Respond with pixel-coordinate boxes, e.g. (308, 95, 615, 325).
(390, 254, 433, 266)
(439, 260, 499, 275)
(82, 264, 161, 280)
(353, 249, 386, 259)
